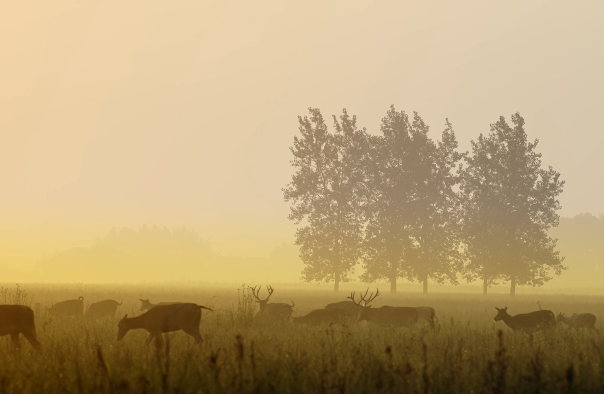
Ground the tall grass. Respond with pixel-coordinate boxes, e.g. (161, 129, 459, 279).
(0, 282, 603, 393)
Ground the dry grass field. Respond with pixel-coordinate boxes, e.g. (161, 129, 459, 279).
(1, 282, 604, 393)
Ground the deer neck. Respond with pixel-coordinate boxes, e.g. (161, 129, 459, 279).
(502, 314, 517, 329)
(125, 315, 148, 330)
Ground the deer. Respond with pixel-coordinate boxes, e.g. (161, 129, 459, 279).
(139, 299, 183, 312)
(292, 308, 350, 326)
(325, 290, 371, 310)
(494, 307, 555, 331)
(0, 305, 41, 350)
(352, 289, 418, 327)
(557, 313, 598, 332)
(249, 285, 294, 321)
(47, 296, 84, 317)
(325, 290, 371, 321)
(118, 303, 213, 346)
(86, 299, 123, 318)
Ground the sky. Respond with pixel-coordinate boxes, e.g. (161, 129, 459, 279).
(1, 1, 603, 271)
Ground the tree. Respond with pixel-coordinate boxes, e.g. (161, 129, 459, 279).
(360, 108, 428, 292)
(283, 108, 369, 291)
(407, 118, 465, 293)
(460, 113, 565, 296)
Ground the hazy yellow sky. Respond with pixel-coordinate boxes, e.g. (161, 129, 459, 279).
(1, 1, 603, 268)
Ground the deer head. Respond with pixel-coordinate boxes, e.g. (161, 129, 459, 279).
(117, 314, 129, 341)
(139, 299, 153, 312)
(494, 307, 509, 321)
(348, 288, 380, 308)
(249, 285, 274, 311)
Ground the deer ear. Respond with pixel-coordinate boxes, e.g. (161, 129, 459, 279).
(504, 307, 508, 311)
(495, 307, 499, 311)
(122, 314, 128, 320)
(139, 299, 144, 302)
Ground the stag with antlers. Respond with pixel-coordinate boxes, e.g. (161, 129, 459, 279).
(249, 285, 295, 322)
(324, 288, 381, 322)
(349, 288, 418, 327)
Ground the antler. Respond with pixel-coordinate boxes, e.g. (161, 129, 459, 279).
(360, 287, 380, 306)
(266, 285, 275, 302)
(347, 291, 363, 306)
(249, 285, 262, 301)
(249, 285, 274, 302)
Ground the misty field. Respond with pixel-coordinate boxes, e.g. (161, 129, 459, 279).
(1, 283, 604, 393)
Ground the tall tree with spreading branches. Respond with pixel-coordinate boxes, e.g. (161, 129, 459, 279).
(460, 113, 565, 296)
(361, 107, 463, 293)
(407, 118, 465, 293)
(283, 108, 369, 291)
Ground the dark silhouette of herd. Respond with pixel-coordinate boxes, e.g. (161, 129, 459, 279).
(0, 286, 599, 351)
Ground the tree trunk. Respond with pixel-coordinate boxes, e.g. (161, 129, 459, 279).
(483, 275, 488, 296)
(390, 272, 397, 293)
(510, 276, 516, 297)
(423, 274, 428, 294)
(334, 272, 340, 292)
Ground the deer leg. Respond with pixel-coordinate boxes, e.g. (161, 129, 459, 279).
(21, 330, 41, 351)
(145, 333, 155, 346)
(153, 334, 164, 349)
(10, 332, 21, 350)
(182, 327, 202, 344)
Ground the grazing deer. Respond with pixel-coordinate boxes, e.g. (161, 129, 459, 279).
(139, 299, 183, 312)
(118, 303, 213, 346)
(47, 296, 84, 317)
(351, 289, 418, 327)
(292, 308, 350, 326)
(557, 313, 598, 332)
(0, 305, 41, 350)
(325, 290, 369, 321)
(249, 285, 294, 321)
(325, 290, 371, 310)
(494, 307, 555, 331)
(86, 300, 122, 318)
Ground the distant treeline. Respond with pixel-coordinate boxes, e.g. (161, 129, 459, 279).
(284, 107, 565, 295)
(36, 226, 300, 283)
(30, 215, 603, 289)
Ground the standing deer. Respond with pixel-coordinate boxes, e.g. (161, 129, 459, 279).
(86, 299, 122, 318)
(325, 289, 372, 310)
(47, 296, 84, 317)
(557, 313, 598, 332)
(293, 308, 350, 326)
(325, 290, 370, 322)
(352, 289, 417, 327)
(250, 285, 294, 321)
(118, 303, 212, 346)
(0, 305, 41, 350)
(494, 307, 555, 331)
(139, 299, 183, 312)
